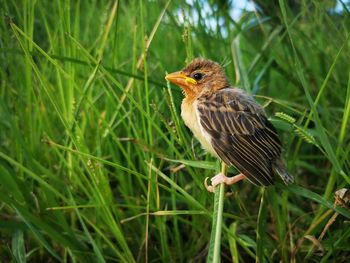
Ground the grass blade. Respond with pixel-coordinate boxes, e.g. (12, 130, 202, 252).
(207, 163, 227, 263)
(256, 188, 267, 263)
(11, 230, 26, 263)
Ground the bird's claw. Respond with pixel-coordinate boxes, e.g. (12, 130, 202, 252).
(204, 173, 227, 193)
(204, 173, 246, 193)
(204, 177, 215, 192)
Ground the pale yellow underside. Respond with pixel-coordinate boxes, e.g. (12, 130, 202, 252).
(181, 98, 217, 156)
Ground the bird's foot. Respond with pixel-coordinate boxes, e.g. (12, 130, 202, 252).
(205, 173, 246, 193)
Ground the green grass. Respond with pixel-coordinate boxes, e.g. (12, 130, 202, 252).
(1, 0, 350, 262)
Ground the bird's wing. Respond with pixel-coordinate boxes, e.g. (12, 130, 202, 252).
(196, 88, 281, 186)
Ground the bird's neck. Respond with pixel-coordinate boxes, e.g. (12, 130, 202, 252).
(183, 92, 198, 105)
(182, 81, 230, 102)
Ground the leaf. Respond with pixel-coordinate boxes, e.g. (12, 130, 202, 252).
(165, 158, 218, 170)
(12, 230, 26, 263)
(256, 188, 267, 263)
(228, 223, 239, 263)
(283, 184, 350, 219)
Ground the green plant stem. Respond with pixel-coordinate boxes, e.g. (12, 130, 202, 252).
(207, 163, 227, 263)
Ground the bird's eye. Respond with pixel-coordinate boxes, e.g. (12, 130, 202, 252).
(193, 72, 203, 81)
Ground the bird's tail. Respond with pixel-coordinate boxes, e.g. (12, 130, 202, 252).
(273, 159, 294, 185)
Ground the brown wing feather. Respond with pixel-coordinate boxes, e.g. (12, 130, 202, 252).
(197, 88, 282, 186)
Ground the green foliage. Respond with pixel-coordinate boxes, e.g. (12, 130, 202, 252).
(1, 0, 350, 262)
(276, 112, 318, 146)
(275, 112, 296, 124)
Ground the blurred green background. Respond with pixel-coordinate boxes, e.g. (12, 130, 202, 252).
(1, 0, 350, 262)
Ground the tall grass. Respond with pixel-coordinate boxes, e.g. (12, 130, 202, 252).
(1, 0, 350, 262)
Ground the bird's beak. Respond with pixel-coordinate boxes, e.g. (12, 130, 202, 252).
(165, 71, 197, 87)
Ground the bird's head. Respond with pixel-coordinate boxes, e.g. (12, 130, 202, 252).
(165, 58, 229, 97)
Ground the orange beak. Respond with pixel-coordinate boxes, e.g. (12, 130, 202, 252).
(165, 71, 197, 88)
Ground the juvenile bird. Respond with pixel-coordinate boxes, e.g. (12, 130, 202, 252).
(165, 58, 294, 192)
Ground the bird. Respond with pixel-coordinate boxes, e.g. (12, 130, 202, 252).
(165, 58, 294, 192)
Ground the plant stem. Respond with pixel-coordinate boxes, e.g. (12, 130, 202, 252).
(207, 162, 227, 263)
